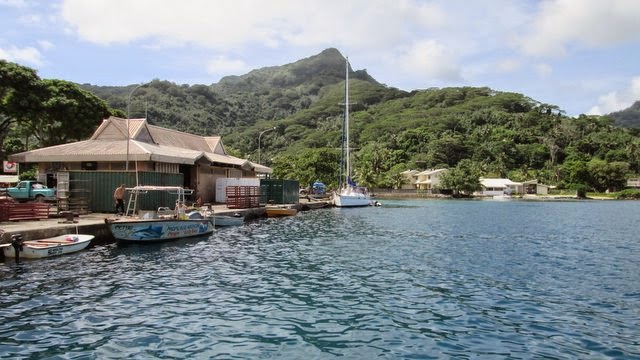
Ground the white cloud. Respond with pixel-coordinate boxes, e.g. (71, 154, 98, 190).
(37, 40, 54, 50)
(517, 0, 640, 57)
(17, 13, 41, 25)
(535, 63, 553, 77)
(55, 0, 533, 84)
(206, 56, 249, 76)
(587, 76, 640, 114)
(395, 40, 462, 82)
(19, 0, 636, 116)
(496, 58, 521, 73)
(0, 45, 43, 66)
(58, 0, 445, 51)
(0, 0, 28, 8)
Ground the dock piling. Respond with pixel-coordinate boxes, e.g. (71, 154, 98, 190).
(10, 234, 23, 263)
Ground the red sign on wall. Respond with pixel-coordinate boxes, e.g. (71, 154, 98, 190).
(3, 161, 17, 173)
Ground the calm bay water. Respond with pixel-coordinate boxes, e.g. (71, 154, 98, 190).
(1, 199, 639, 359)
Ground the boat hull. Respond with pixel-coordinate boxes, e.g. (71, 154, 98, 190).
(108, 219, 214, 242)
(213, 215, 244, 227)
(2, 234, 93, 259)
(334, 190, 371, 207)
(265, 207, 297, 217)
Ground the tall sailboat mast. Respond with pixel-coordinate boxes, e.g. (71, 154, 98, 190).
(344, 58, 351, 186)
(333, 56, 373, 207)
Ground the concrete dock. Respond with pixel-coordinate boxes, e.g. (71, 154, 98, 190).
(0, 198, 331, 246)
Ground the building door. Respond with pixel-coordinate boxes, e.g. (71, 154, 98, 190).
(179, 164, 192, 189)
(46, 173, 56, 188)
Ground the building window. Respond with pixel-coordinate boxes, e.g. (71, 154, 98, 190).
(81, 161, 97, 170)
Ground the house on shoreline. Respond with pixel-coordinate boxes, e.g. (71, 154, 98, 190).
(477, 178, 549, 196)
(401, 169, 448, 193)
(8, 116, 271, 212)
(399, 169, 551, 197)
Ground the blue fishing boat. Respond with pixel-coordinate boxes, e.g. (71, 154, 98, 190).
(106, 186, 214, 242)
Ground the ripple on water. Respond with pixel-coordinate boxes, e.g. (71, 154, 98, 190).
(1, 200, 640, 358)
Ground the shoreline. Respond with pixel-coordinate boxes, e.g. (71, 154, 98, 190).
(373, 192, 617, 201)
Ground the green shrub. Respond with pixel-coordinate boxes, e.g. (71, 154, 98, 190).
(18, 167, 37, 181)
(616, 189, 640, 200)
(571, 184, 589, 198)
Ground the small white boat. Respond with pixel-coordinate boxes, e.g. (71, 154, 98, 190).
(213, 215, 244, 227)
(1, 234, 93, 259)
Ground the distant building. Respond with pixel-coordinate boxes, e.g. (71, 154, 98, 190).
(400, 170, 420, 189)
(478, 178, 550, 196)
(478, 178, 523, 196)
(400, 169, 448, 192)
(522, 180, 549, 195)
(627, 178, 640, 188)
(415, 169, 448, 192)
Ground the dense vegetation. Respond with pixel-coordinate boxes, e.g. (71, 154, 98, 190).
(3, 48, 640, 194)
(0, 60, 113, 161)
(609, 100, 640, 128)
(80, 48, 395, 140)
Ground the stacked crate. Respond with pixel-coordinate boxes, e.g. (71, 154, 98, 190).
(225, 186, 260, 209)
(0, 202, 50, 222)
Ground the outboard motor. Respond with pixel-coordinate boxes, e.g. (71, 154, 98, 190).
(10, 234, 24, 263)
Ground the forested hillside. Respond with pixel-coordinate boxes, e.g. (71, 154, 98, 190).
(271, 86, 640, 193)
(4, 48, 639, 194)
(609, 101, 640, 128)
(81, 48, 401, 139)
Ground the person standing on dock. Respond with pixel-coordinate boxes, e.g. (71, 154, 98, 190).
(113, 184, 126, 215)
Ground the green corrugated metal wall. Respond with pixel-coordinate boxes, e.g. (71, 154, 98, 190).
(68, 171, 183, 213)
(259, 179, 299, 204)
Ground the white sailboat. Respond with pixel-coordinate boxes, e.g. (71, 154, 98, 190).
(334, 58, 371, 208)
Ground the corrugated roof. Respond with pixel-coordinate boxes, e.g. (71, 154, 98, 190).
(203, 137, 224, 154)
(89, 117, 221, 153)
(401, 170, 420, 175)
(480, 178, 522, 188)
(251, 162, 273, 174)
(147, 125, 212, 152)
(8, 117, 272, 173)
(416, 168, 448, 176)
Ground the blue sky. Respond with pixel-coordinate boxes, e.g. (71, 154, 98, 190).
(2, 0, 639, 117)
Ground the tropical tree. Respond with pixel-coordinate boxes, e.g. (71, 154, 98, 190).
(587, 159, 629, 192)
(438, 159, 482, 195)
(384, 164, 409, 189)
(20, 79, 111, 147)
(355, 142, 392, 188)
(0, 60, 45, 158)
(2, 61, 113, 156)
(559, 159, 590, 188)
(271, 147, 341, 188)
(425, 131, 470, 167)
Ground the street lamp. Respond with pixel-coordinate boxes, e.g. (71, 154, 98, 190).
(126, 83, 147, 171)
(258, 127, 276, 164)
